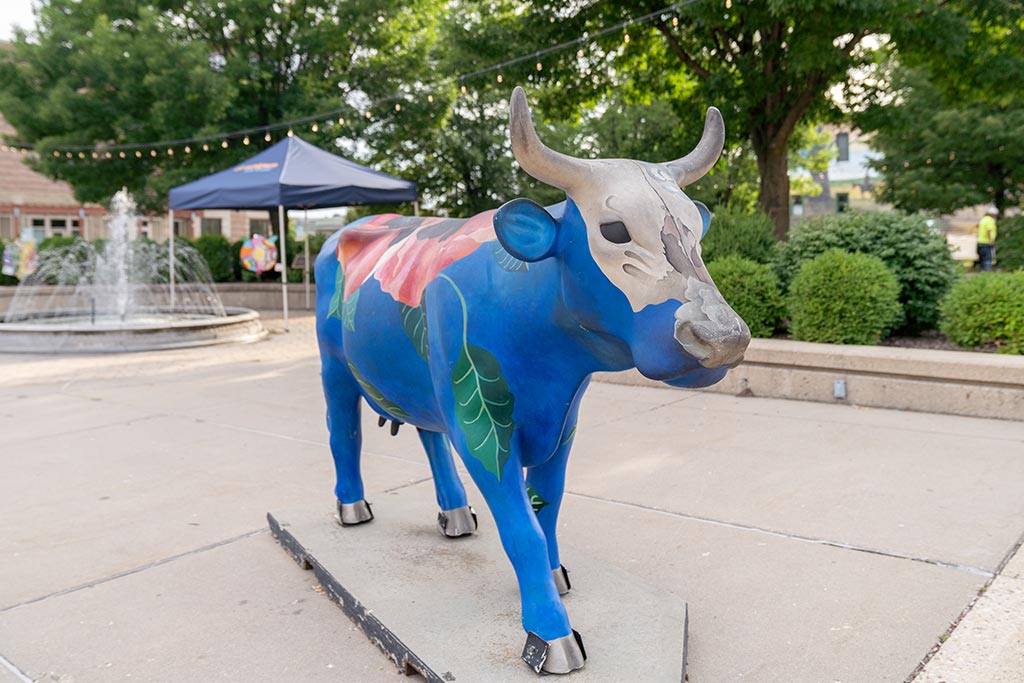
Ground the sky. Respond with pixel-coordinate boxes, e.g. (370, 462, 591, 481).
(1, 0, 36, 41)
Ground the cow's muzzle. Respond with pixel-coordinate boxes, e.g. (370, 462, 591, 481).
(673, 280, 751, 369)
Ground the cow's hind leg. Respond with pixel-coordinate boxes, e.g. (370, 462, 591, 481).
(322, 357, 373, 526)
(418, 429, 476, 537)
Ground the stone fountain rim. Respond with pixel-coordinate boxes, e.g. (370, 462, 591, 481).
(0, 306, 268, 353)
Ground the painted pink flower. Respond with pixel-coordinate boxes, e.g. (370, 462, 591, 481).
(338, 211, 496, 307)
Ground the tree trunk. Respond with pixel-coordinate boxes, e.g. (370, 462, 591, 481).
(756, 141, 791, 240)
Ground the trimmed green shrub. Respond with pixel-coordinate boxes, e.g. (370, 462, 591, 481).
(193, 233, 233, 282)
(995, 215, 1024, 271)
(707, 255, 784, 338)
(701, 205, 777, 264)
(787, 249, 902, 345)
(38, 235, 80, 252)
(772, 212, 958, 332)
(939, 272, 1024, 354)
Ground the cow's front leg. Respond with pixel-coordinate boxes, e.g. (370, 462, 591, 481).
(453, 442, 585, 675)
(525, 442, 572, 595)
(417, 428, 476, 537)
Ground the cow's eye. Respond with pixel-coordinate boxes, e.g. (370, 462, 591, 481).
(600, 220, 631, 244)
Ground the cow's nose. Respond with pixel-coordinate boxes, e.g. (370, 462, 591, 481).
(674, 295, 751, 369)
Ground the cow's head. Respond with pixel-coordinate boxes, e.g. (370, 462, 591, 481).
(494, 87, 750, 387)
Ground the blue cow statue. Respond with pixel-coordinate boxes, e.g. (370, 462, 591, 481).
(314, 86, 750, 675)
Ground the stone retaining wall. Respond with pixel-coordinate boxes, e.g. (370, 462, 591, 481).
(598, 338, 1024, 421)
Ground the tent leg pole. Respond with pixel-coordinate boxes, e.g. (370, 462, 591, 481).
(304, 232, 311, 311)
(413, 199, 420, 217)
(279, 204, 289, 332)
(168, 209, 176, 310)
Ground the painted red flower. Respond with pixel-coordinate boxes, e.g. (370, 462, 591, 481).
(338, 211, 496, 307)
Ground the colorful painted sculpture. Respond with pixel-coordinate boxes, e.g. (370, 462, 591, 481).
(314, 87, 750, 675)
(239, 233, 278, 273)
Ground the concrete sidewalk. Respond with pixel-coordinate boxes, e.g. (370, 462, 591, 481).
(0, 312, 1021, 682)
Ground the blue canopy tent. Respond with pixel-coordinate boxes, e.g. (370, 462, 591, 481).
(167, 136, 417, 328)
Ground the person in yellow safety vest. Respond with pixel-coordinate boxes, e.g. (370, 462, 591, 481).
(977, 206, 998, 271)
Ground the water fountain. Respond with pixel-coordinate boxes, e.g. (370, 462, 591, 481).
(0, 190, 266, 352)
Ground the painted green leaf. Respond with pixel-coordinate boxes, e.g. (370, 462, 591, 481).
(347, 361, 409, 419)
(492, 242, 529, 272)
(452, 342, 515, 482)
(527, 485, 548, 515)
(342, 288, 359, 331)
(399, 302, 429, 361)
(328, 265, 345, 320)
(560, 424, 577, 447)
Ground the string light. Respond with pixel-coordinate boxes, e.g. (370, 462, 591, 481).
(311, 123, 318, 132)
(167, 148, 174, 156)
(183, 146, 190, 154)
(337, 116, 345, 125)
(725, 0, 732, 7)
(394, 103, 401, 111)
(91, 152, 99, 159)
(497, 73, 503, 83)
(427, 95, 434, 103)
(135, 150, 142, 158)
(461, 83, 468, 93)
(288, 127, 295, 136)
(577, 47, 585, 57)
(265, 132, 272, 142)
(105, 151, 112, 158)
(536, 61, 543, 71)
(221, 139, 228, 148)
(243, 135, 250, 145)
(672, 16, 679, 26)
(52, 151, 59, 157)
(150, 149, 157, 157)
(78, 152, 85, 159)
(365, 110, 372, 119)
(119, 151, 126, 158)
(624, 32, 631, 43)
(202, 143, 209, 152)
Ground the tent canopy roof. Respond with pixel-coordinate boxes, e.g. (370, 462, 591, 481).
(168, 136, 417, 211)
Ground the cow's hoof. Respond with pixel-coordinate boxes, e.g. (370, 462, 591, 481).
(336, 500, 373, 526)
(521, 630, 586, 675)
(553, 565, 571, 595)
(437, 506, 477, 538)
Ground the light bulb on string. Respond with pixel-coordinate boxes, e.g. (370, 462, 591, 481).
(288, 128, 294, 136)
(150, 149, 157, 157)
(461, 83, 468, 93)
(427, 94, 434, 103)
(394, 103, 401, 112)
(265, 132, 272, 142)
(497, 73, 503, 83)
(135, 150, 142, 158)
(243, 135, 250, 145)
(184, 146, 190, 154)
(91, 152, 98, 159)
(221, 139, 228, 148)
(167, 148, 174, 156)
(577, 47, 584, 58)
(66, 152, 73, 158)
(119, 151, 126, 158)
(105, 151, 112, 158)
(202, 143, 209, 152)
(365, 110, 372, 119)
(311, 123, 318, 132)
(624, 32, 631, 43)
(338, 117, 345, 126)
(78, 152, 85, 159)
(672, 16, 679, 27)
(52, 151, 59, 157)
(725, 0, 732, 8)
(536, 61, 542, 71)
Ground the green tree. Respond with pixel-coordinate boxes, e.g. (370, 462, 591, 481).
(0, 0, 436, 212)
(856, 66, 1024, 216)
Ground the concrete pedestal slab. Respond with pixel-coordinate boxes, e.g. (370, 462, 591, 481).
(268, 484, 688, 682)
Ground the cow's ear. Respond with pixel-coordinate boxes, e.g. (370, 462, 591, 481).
(493, 198, 558, 262)
(693, 200, 712, 239)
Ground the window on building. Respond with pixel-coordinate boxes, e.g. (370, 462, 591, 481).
(173, 219, 190, 237)
(50, 218, 67, 236)
(29, 218, 46, 242)
(836, 193, 850, 213)
(201, 218, 223, 235)
(836, 132, 850, 162)
(0, 216, 11, 239)
(250, 218, 271, 236)
(71, 219, 81, 237)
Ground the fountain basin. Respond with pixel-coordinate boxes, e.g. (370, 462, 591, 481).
(0, 306, 267, 353)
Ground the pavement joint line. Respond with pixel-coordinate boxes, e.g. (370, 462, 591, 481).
(565, 491, 995, 578)
(383, 476, 435, 494)
(0, 653, 32, 683)
(0, 528, 267, 614)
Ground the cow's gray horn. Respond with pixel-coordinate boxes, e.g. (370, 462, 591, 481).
(509, 86, 588, 192)
(664, 107, 725, 188)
